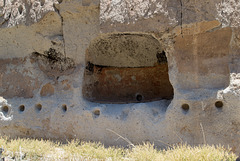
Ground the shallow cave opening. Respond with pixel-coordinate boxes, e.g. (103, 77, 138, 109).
(82, 33, 174, 104)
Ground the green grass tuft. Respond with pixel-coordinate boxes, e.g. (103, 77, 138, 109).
(0, 137, 237, 160)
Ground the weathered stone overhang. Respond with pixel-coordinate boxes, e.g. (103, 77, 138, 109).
(0, 0, 240, 153)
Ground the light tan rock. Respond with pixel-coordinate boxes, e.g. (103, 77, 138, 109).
(173, 21, 232, 90)
(40, 83, 55, 97)
(0, 11, 63, 59)
(59, 1, 99, 65)
(0, 0, 240, 154)
(86, 33, 163, 67)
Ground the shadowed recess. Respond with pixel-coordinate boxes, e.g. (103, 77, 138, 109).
(83, 33, 174, 103)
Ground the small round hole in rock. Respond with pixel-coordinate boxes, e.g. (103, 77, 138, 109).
(156, 50, 167, 64)
(62, 104, 67, 112)
(2, 106, 9, 114)
(136, 94, 143, 102)
(40, 0, 45, 6)
(19, 105, 25, 112)
(181, 104, 189, 113)
(215, 101, 223, 108)
(35, 104, 42, 112)
(93, 109, 100, 116)
(18, 5, 23, 14)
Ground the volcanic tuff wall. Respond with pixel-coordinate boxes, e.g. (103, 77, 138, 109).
(0, 0, 240, 152)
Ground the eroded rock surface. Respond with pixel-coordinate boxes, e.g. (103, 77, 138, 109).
(0, 0, 59, 27)
(0, 0, 240, 154)
(173, 21, 231, 90)
(83, 64, 173, 103)
(87, 33, 164, 67)
(32, 48, 76, 78)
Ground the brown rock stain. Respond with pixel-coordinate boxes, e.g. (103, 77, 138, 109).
(175, 25, 232, 75)
(40, 83, 55, 97)
(0, 57, 40, 98)
(83, 64, 173, 103)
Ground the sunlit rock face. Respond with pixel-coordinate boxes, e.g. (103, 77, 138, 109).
(0, 0, 240, 154)
(0, 0, 59, 27)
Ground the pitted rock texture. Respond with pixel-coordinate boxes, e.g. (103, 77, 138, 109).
(1, 0, 240, 154)
(216, 0, 240, 27)
(100, 0, 226, 32)
(86, 33, 164, 67)
(100, 0, 178, 32)
(0, 0, 59, 27)
(100, 0, 175, 24)
(31, 48, 76, 79)
(0, 97, 12, 121)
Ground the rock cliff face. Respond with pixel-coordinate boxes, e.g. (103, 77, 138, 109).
(0, 0, 240, 152)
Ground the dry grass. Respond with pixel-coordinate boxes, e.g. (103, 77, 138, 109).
(0, 137, 237, 161)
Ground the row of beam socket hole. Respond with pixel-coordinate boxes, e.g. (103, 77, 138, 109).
(181, 101, 224, 114)
(1, 104, 101, 117)
(1, 104, 67, 114)
(1, 101, 223, 116)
